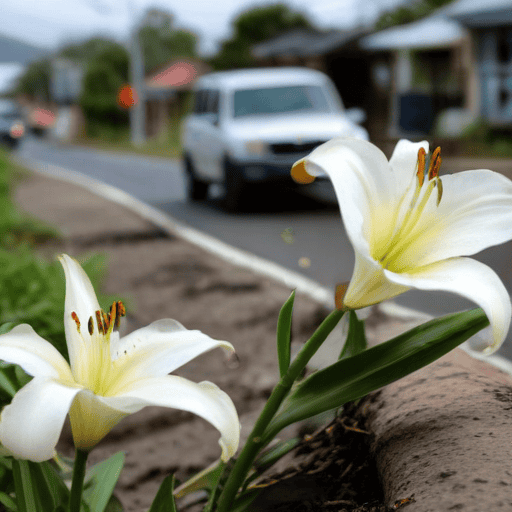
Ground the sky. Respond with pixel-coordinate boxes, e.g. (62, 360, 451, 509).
(1, 0, 409, 56)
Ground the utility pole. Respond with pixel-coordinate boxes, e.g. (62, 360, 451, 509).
(129, 23, 146, 146)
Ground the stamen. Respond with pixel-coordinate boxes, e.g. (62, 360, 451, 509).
(436, 177, 443, 206)
(88, 316, 94, 335)
(335, 282, 349, 311)
(109, 301, 117, 330)
(71, 312, 80, 333)
(428, 147, 441, 180)
(291, 160, 315, 184)
(94, 311, 104, 334)
(102, 310, 109, 331)
(416, 147, 426, 187)
(115, 301, 126, 329)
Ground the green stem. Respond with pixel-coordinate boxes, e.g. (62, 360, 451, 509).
(215, 309, 344, 512)
(68, 449, 89, 512)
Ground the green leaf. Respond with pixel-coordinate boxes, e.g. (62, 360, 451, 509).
(104, 495, 124, 512)
(276, 291, 295, 378)
(173, 459, 223, 498)
(265, 308, 488, 439)
(12, 460, 38, 512)
(148, 474, 177, 512)
(339, 310, 367, 360)
(29, 461, 70, 511)
(230, 488, 262, 512)
(0, 323, 16, 335)
(0, 366, 19, 398)
(40, 461, 70, 507)
(83, 452, 125, 512)
(242, 437, 300, 490)
(0, 490, 17, 511)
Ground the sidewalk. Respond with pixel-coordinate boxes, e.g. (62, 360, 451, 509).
(13, 164, 512, 511)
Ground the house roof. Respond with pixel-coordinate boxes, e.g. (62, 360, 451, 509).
(360, 0, 512, 51)
(360, 13, 464, 51)
(145, 59, 209, 97)
(252, 28, 367, 59)
(447, 0, 512, 26)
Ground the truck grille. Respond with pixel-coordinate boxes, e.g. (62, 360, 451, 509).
(270, 140, 326, 155)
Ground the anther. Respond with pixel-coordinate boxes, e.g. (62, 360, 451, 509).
(109, 301, 117, 331)
(88, 316, 94, 336)
(115, 301, 126, 329)
(335, 282, 349, 311)
(95, 311, 104, 334)
(416, 147, 426, 187)
(102, 310, 109, 331)
(71, 312, 80, 333)
(428, 147, 441, 180)
(291, 160, 315, 184)
(436, 177, 443, 206)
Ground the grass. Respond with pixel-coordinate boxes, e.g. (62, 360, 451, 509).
(0, 147, 120, 362)
(74, 121, 183, 159)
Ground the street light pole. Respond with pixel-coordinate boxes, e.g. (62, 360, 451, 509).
(129, 16, 146, 145)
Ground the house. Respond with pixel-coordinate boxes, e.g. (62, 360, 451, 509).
(448, 0, 512, 126)
(143, 58, 210, 138)
(359, 0, 512, 139)
(360, 8, 469, 138)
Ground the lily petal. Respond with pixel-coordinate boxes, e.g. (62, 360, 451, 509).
(295, 138, 395, 256)
(59, 254, 101, 372)
(0, 324, 73, 381)
(344, 253, 410, 309)
(68, 389, 129, 450)
(110, 319, 234, 388)
(384, 257, 511, 353)
(0, 377, 82, 461)
(99, 376, 240, 461)
(397, 170, 512, 268)
(388, 139, 429, 188)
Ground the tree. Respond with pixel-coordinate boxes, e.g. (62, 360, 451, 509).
(210, 3, 316, 70)
(138, 7, 198, 73)
(79, 41, 130, 131)
(14, 60, 51, 102)
(375, 0, 456, 30)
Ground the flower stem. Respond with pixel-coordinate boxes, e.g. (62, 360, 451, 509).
(69, 448, 89, 512)
(215, 309, 344, 512)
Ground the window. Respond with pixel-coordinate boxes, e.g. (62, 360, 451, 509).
(233, 85, 331, 118)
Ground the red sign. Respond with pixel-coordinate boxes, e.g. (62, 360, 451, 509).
(117, 85, 138, 108)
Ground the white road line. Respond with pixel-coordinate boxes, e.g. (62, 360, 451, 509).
(17, 155, 512, 374)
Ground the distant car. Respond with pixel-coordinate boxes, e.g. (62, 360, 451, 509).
(0, 99, 24, 149)
(182, 67, 368, 211)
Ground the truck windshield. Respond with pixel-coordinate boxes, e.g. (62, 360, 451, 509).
(233, 85, 331, 117)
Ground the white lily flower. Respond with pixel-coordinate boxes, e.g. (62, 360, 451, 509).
(292, 138, 512, 353)
(0, 254, 240, 462)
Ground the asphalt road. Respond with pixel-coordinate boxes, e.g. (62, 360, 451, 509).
(17, 136, 512, 360)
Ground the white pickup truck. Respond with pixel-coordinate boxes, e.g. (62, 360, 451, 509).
(182, 67, 368, 211)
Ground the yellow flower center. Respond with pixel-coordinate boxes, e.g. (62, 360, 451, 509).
(375, 147, 443, 273)
(70, 301, 126, 395)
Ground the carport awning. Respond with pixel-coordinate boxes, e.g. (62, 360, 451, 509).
(360, 16, 464, 50)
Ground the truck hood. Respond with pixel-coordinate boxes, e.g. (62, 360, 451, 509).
(225, 112, 362, 142)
